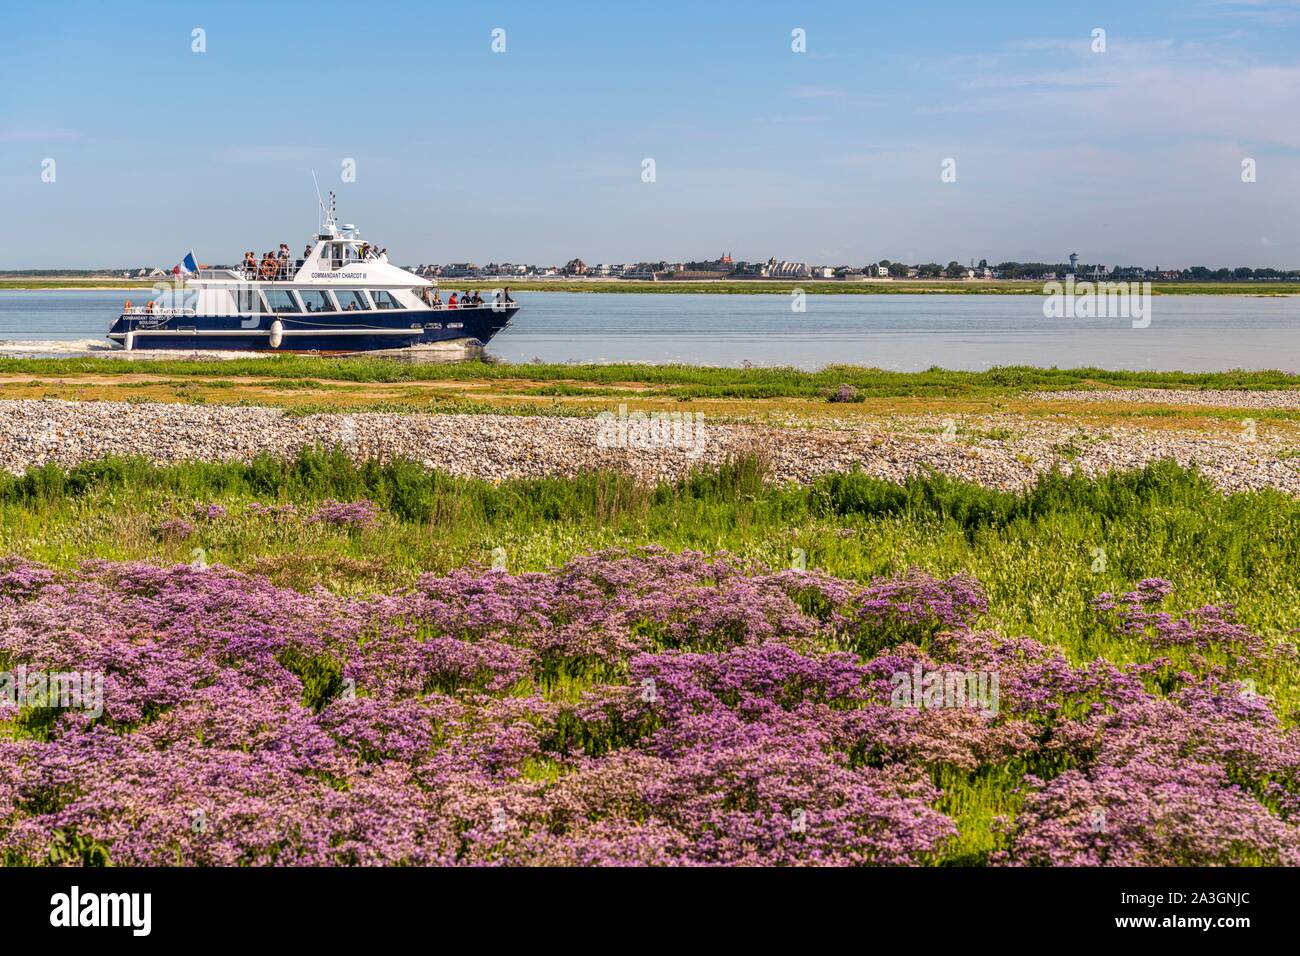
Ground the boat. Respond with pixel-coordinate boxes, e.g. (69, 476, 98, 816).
(107, 194, 518, 353)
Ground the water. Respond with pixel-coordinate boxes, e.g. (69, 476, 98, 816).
(1, 289, 1297, 371)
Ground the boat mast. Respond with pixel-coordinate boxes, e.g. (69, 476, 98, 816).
(312, 170, 327, 234)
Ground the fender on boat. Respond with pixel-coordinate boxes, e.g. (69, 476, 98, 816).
(268, 319, 284, 349)
(122, 331, 135, 352)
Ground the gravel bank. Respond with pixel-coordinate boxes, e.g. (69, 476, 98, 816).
(1035, 388, 1300, 410)
(2, 399, 1298, 495)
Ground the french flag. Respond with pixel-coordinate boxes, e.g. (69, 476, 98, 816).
(172, 250, 199, 276)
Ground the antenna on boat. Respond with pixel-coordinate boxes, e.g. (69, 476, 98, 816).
(312, 170, 326, 231)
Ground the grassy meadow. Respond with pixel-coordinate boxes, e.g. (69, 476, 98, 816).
(3, 366, 1298, 865)
(6, 450, 1299, 715)
(3, 359, 1298, 433)
(4, 357, 1298, 396)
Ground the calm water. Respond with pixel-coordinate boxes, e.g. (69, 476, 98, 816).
(1, 289, 1297, 371)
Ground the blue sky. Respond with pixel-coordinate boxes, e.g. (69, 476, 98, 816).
(3, 0, 1300, 268)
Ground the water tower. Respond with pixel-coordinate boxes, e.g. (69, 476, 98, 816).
(1069, 252, 1079, 275)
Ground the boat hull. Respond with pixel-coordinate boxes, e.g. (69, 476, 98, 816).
(107, 306, 517, 353)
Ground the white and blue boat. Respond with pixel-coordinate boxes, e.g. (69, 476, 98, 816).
(107, 196, 517, 354)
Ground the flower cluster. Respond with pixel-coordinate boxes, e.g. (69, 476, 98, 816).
(0, 549, 1294, 867)
(1092, 578, 1267, 665)
(306, 499, 380, 531)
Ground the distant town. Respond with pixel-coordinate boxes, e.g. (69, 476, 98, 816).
(8, 253, 1300, 282)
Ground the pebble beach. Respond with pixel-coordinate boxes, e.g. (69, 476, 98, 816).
(3, 395, 1297, 494)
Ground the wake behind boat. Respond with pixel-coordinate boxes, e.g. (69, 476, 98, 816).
(107, 194, 518, 354)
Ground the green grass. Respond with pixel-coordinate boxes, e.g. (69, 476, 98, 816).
(4, 449, 1298, 862)
(3, 449, 1297, 703)
(0, 280, 150, 290)
(1, 357, 1297, 400)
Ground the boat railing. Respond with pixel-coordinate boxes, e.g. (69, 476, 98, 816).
(418, 300, 517, 311)
(236, 261, 302, 282)
(234, 255, 386, 282)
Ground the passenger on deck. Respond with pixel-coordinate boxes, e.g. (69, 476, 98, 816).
(448, 293, 458, 310)
(472, 292, 484, 307)
(260, 253, 278, 280)
(303, 243, 313, 260)
(431, 291, 442, 307)
(503, 287, 515, 304)
(243, 252, 257, 274)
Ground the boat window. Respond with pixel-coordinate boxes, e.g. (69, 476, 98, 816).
(299, 290, 334, 313)
(327, 242, 365, 268)
(370, 290, 403, 310)
(264, 289, 301, 313)
(235, 289, 263, 314)
(332, 289, 371, 311)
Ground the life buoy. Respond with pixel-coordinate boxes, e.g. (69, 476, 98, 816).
(260, 259, 278, 280)
(123, 300, 132, 312)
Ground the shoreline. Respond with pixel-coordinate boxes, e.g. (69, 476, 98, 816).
(2, 279, 1299, 296)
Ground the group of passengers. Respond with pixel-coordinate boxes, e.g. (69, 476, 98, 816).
(243, 244, 294, 280)
(416, 288, 516, 310)
(243, 242, 392, 279)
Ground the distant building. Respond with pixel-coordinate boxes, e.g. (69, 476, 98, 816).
(442, 263, 481, 278)
(762, 257, 810, 278)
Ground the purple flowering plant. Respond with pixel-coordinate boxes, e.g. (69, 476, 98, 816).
(0, 550, 1295, 866)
